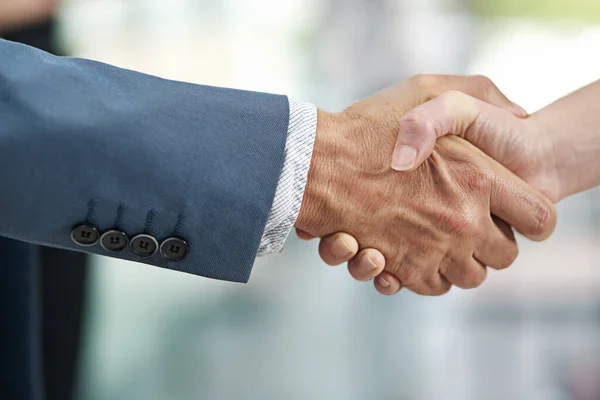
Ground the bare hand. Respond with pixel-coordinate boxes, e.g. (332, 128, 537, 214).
(295, 82, 555, 296)
(300, 74, 541, 295)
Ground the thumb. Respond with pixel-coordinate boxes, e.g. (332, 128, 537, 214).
(391, 90, 523, 171)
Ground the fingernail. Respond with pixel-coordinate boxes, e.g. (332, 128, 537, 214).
(361, 254, 380, 271)
(391, 145, 417, 171)
(331, 236, 353, 258)
(378, 275, 390, 288)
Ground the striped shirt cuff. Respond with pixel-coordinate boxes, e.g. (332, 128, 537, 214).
(257, 100, 318, 255)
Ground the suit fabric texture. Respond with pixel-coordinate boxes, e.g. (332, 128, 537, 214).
(0, 38, 292, 399)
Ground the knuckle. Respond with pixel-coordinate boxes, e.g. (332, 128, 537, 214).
(491, 242, 519, 270)
(495, 247, 518, 270)
(440, 250, 464, 270)
(469, 175, 488, 192)
(438, 206, 477, 235)
(472, 74, 501, 101)
(394, 261, 422, 287)
(434, 283, 452, 296)
(458, 268, 486, 289)
(472, 74, 495, 90)
(402, 108, 426, 124)
(530, 200, 555, 238)
(410, 74, 437, 90)
(466, 168, 494, 192)
(401, 111, 436, 135)
(440, 252, 485, 289)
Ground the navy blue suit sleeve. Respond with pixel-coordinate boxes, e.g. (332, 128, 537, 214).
(0, 39, 290, 283)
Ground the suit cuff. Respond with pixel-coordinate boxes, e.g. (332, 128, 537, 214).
(257, 100, 317, 255)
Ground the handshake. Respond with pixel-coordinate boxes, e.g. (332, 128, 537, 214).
(293, 74, 589, 296)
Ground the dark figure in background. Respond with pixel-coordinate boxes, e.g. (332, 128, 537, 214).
(1, 9, 88, 400)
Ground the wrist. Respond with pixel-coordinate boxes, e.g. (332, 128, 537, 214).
(526, 115, 565, 203)
(295, 109, 338, 236)
(296, 109, 360, 236)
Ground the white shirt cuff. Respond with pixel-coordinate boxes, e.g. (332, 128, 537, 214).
(257, 99, 317, 256)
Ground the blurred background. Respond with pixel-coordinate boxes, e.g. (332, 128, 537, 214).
(3, 0, 600, 399)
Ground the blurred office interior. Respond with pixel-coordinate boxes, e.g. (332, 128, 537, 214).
(4, 0, 600, 399)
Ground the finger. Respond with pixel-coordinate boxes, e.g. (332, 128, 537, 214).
(431, 75, 527, 117)
(401, 269, 452, 296)
(347, 248, 386, 281)
(374, 272, 403, 295)
(318, 232, 359, 266)
(296, 229, 316, 240)
(439, 256, 487, 290)
(486, 153, 557, 241)
(435, 135, 556, 241)
(474, 217, 518, 270)
(392, 90, 524, 171)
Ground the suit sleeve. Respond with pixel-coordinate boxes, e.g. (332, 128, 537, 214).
(0, 39, 290, 283)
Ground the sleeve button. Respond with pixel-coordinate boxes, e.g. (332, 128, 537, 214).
(159, 237, 188, 262)
(130, 234, 159, 257)
(100, 230, 129, 252)
(71, 224, 100, 246)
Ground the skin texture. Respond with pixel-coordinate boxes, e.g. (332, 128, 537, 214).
(0, 0, 60, 32)
(297, 74, 534, 295)
(393, 80, 600, 202)
(327, 78, 600, 294)
(391, 90, 556, 199)
(294, 80, 556, 296)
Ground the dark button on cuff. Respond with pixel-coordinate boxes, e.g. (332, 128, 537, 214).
(100, 230, 129, 252)
(130, 234, 158, 257)
(160, 237, 188, 262)
(71, 224, 100, 246)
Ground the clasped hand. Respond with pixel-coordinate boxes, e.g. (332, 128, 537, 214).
(294, 75, 557, 296)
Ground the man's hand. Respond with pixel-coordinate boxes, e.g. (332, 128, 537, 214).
(315, 78, 600, 294)
(298, 74, 542, 295)
(294, 79, 556, 296)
